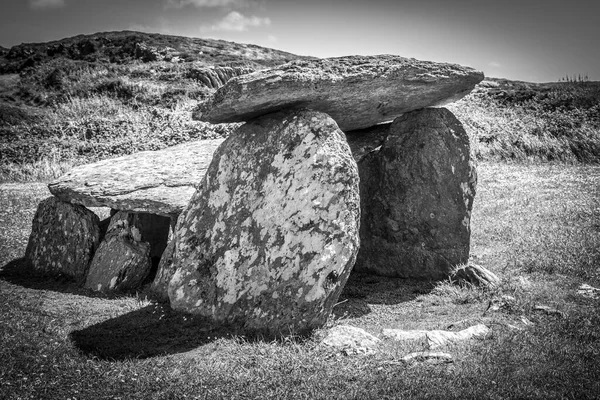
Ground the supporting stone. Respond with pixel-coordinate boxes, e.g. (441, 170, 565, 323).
(353, 107, 477, 279)
(84, 211, 156, 292)
(25, 197, 100, 284)
(168, 109, 361, 336)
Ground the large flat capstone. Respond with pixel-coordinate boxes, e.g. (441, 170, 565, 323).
(48, 139, 224, 217)
(193, 55, 484, 131)
(168, 109, 361, 336)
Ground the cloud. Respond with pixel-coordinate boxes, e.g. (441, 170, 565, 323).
(29, 0, 66, 9)
(267, 35, 277, 43)
(205, 11, 271, 32)
(488, 61, 502, 68)
(166, 0, 248, 8)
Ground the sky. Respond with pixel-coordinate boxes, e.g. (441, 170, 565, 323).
(0, 0, 598, 82)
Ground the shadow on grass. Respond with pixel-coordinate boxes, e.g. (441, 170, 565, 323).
(0, 258, 139, 300)
(333, 272, 435, 319)
(70, 304, 234, 360)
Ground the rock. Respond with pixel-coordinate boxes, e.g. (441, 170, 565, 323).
(382, 324, 490, 349)
(185, 66, 256, 89)
(48, 139, 224, 217)
(25, 197, 100, 284)
(533, 305, 565, 317)
(168, 109, 361, 335)
(425, 324, 490, 349)
(402, 351, 453, 364)
(149, 240, 176, 302)
(84, 211, 152, 292)
(345, 123, 389, 163)
(353, 108, 477, 279)
(321, 325, 381, 355)
(194, 55, 484, 131)
(577, 284, 600, 299)
(451, 263, 500, 287)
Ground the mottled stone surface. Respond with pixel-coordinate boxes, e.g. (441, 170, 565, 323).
(25, 197, 100, 283)
(84, 211, 152, 292)
(451, 263, 499, 287)
(354, 108, 477, 279)
(48, 139, 224, 217)
(149, 240, 175, 301)
(194, 55, 484, 131)
(168, 109, 361, 335)
(321, 325, 381, 355)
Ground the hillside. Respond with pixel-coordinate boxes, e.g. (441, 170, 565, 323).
(0, 31, 599, 181)
(0, 31, 314, 180)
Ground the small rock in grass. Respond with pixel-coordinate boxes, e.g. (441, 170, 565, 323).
(322, 325, 381, 355)
(577, 284, 600, 299)
(402, 351, 453, 364)
(382, 324, 490, 349)
(451, 263, 499, 287)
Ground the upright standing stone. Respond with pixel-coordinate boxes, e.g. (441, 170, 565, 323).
(169, 109, 361, 336)
(84, 211, 152, 292)
(354, 107, 477, 279)
(25, 197, 100, 283)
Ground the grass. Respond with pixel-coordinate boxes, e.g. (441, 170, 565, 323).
(1, 162, 599, 399)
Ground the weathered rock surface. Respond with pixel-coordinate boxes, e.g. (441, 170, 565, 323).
(168, 109, 361, 335)
(84, 211, 152, 292)
(321, 325, 381, 355)
(451, 263, 499, 287)
(354, 108, 477, 279)
(25, 197, 101, 283)
(382, 324, 490, 349)
(402, 351, 453, 364)
(194, 55, 484, 131)
(48, 139, 224, 217)
(186, 66, 255, 89)
(149, 240, 176, 301)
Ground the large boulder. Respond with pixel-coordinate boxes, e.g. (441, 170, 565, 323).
(168, 109, 361, 336)
(194, 55, 484, 131)
(353, 108, 477, 279)
(84, 211, 152, 292)
(48, 139, 224, 217)
(25, 197, 100, 283)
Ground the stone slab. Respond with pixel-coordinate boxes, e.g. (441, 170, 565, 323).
(48, 139, 224, 217)
(194, 55, 484, 131)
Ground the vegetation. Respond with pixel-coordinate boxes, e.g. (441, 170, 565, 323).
(1, 32, 599, 182)
(0, 31, 599, 399)
(1, 162, 599, 399)
(448, 79, 600, 163)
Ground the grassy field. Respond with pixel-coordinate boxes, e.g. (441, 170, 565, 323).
(1, 162, 599, 399)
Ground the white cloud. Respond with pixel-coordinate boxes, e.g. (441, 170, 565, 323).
(489, 61, 502, 68)
(206, 11, 271, 32)
(30, 0, 66, 9)
(166, 0, 247, 8)
(267, 34, 277, 43)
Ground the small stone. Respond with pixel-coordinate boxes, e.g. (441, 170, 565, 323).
(402, 351, 453, 364)
(382, 324, 490, 349)
(451, 263, 499, 287)
(577, 284, 600, 299)
(25, 197, 100, 284)
(322, 325, 381, 355)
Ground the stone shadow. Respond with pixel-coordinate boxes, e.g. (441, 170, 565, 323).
(332, 272, 436, 319)
(70, 304, 235, 360)
(0, 258, 141, 300)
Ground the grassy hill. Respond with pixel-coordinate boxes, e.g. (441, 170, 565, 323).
(0, 31, 599, 181)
